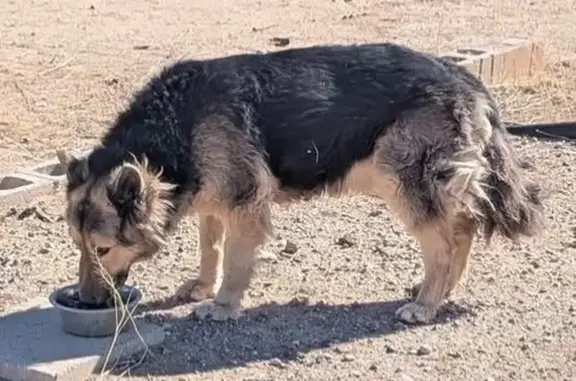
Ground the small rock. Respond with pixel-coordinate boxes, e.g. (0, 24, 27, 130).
(385, 344, 396, 353)
(416, 345, 431, 356)
(258, 250, 278, 261)
(269, 37, 290, 47)
(39, 248, 49, 254)
(336, 234, 356, 248)
(315, 354, 330, 363)
(287, 296, 309, 306)
(341, 354, 355, 362)
(369, 364, 378, 371)
(282, 240, 298, 254)
(448, 351, 461, 358)
(269, 358, 287, 369)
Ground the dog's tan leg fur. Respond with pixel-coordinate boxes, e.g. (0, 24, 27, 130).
(366, 158, 477, 324)
(409, 216, 475, 297)
(176, 214, 224, 301)
(194, 204, 272, 320)
(395, 216, 475, 323)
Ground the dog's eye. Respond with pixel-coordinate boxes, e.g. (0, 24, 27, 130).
(96, 247, 110, 257)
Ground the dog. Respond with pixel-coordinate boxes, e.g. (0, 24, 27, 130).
(56, 42, 544, 324)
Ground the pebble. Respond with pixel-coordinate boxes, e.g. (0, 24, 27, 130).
(258, 250, 278, 261)
(416, 345, 432, 356)
(336, 234, 356, 247)
(269, 358, 288, 369)
(333, 347, 348, 354)
(282, 240, 298, 254)
(448, 351, 462, 358)
(341, 354, 356, 362)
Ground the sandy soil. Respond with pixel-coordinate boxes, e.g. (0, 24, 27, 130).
(1, 0, 576, 380)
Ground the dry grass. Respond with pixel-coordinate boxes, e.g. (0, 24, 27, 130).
(93, 255, 150, 379)
(491, 61, 576, 123)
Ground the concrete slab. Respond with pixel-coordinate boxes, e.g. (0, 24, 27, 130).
(21, 148, 94, 185)
(440, 38, 545, 85)
(0, 173, 53, 210)
(0, 298, 165, 381)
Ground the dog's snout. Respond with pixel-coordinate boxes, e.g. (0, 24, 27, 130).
(78, 284, 109, 305)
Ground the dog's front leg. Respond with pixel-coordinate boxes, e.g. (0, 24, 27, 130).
(193, 204, 271, 320)
(176, 214, 224, 302)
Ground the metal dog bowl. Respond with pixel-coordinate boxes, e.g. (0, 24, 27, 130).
(49, 283, 142, 338)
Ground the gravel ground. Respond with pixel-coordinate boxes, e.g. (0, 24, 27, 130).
(1, 0, 576, 380)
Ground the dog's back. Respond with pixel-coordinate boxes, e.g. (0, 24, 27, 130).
(90, 43, 496, 193)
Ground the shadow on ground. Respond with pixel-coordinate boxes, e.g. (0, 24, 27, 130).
(110, 296, 471, 377)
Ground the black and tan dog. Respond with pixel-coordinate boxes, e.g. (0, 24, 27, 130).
(57, 42, 543, 324)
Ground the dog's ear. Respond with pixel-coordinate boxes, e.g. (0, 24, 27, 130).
(108, 163, 146, 221)
(57, 150, 89, 186)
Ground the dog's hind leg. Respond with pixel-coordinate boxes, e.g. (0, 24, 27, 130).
(193, 204, 272, 320)
(395, 215, 476, 324)
(176, 214, 224, 302)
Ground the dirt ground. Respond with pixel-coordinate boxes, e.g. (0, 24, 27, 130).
(1, 0, 576, 380)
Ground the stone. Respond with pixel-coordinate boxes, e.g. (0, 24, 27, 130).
(416, 345, 432, 356)
(282, 240, 298, 254)
(0, 297, 165, 381)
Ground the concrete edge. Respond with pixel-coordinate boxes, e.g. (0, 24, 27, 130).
(36, 320, 166, 381)
(439, 37, 545, 85)
(0, 149, 93, 212)
(1, 297, 166, 381)
(0, 173, 54, 211)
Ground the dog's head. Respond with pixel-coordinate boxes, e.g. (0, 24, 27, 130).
(57, 150, 174, 304)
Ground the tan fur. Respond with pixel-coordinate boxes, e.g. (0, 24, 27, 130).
(443, 96, 495, 220)
(57, 152, 176, 304)
(175, 214, 224, 301)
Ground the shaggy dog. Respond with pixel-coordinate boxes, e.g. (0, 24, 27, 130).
(57, 42, 543, 324)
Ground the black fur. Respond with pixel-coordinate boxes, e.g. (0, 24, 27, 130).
(82, 43, 492, 199)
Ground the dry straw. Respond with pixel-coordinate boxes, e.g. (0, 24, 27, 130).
(93, 254, 151, 379)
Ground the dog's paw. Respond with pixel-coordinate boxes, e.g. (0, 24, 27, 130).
(193, 299, 242, 321)
(175, 279, 215, 302)
(395, 302, 437, 324)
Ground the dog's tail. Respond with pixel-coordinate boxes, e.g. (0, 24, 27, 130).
(480, 121, 544, 242)
(446, 94, 544, 244)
